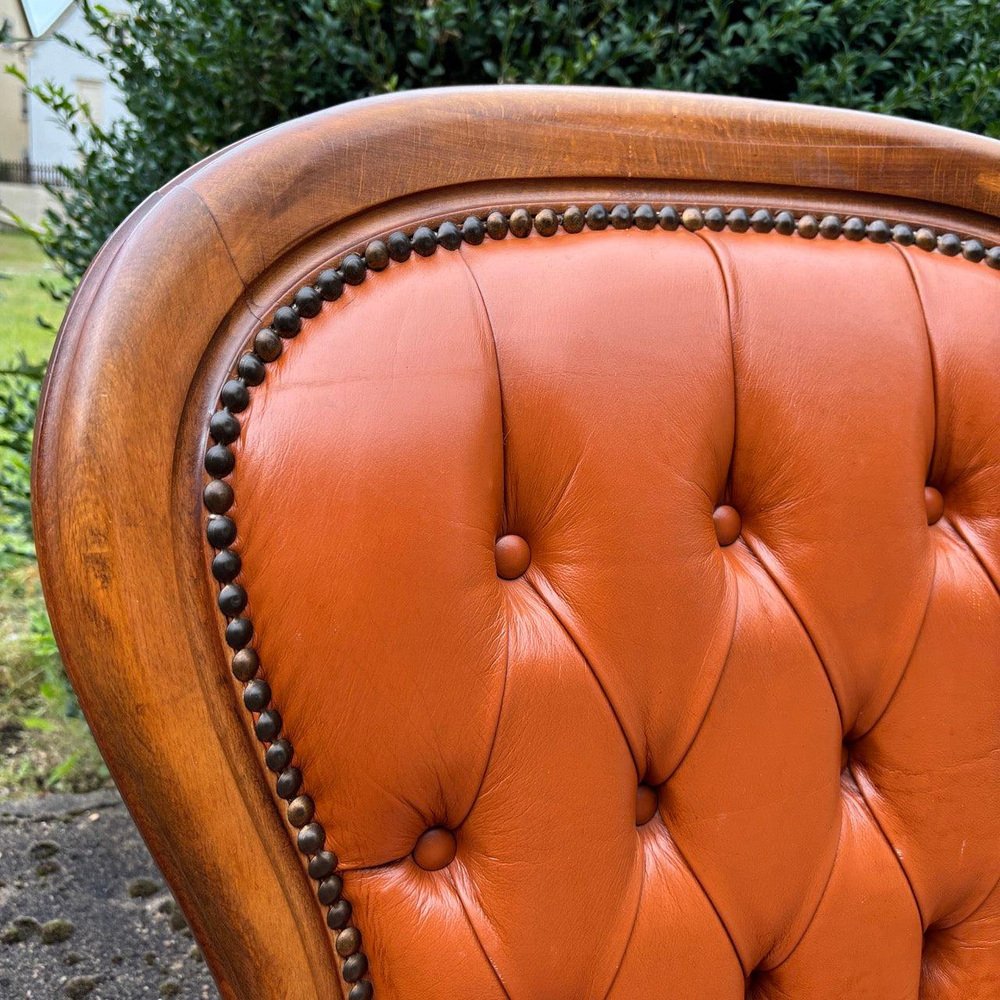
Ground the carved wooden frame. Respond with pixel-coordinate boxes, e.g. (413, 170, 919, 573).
(33, 86, 1000, 999)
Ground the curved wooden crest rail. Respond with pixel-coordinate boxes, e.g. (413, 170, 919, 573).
(33, 87, 1000, 999)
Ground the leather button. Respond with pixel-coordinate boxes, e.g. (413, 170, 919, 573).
(713, 505, 742, 546)
(636, 784, 658, 826)
(495, 534, 531, 579)
(412, 827, 456, 870)
(924, 486, 944, 525)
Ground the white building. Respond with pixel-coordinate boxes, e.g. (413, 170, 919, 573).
(23, 0, 127, 167)
(0, 0, 125, 224)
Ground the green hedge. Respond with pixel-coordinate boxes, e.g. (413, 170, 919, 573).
(13, 0, 1000, 292)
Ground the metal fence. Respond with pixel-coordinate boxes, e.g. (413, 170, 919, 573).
(0, 160, 68, 188)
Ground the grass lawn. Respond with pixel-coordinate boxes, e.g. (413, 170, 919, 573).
(0, 563, 108, 797)
(0, 230, 65, 366)
(0, 230, 104, 796)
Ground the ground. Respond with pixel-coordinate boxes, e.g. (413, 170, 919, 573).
(0, 789, 219, 998)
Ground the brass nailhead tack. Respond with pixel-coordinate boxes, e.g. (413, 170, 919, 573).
(276, 766, 302, 800)
(327, 899, 352, 930)
(634, 204, 657, 230)
(411, 226, 436, 255)
(658, 206, 679, 230)
(462, 216, 485, 245)
(254, 329, 282, 362)
(797, 215, 819, 239)
(294, 288, 323, 319)
(297, 821, 325, 854)
(309, 850, 339, 880)
(212, 549, 241, 584)
(384, 232, 410, 264)
(337, 927, 361, 958)
(286, 795, 315, 828)
(242, 678, 270, 711)
(437, 221, 462, 251)
(508, 208, 532, 238)
(316, 268, 345, 299)
(681, 206, 704, 231)
(774, 210, 796, 235)
(585, 204, 609, 230)
(750, 209, 774, 233)
(205, 515, 236, 549)
(219, 379, 249, 413)
(485, 211, 508, 239)
(237, 353, 265, 386)
(610, 203, 633, 229)
(341, 254, 367, 284)
(318, 874, 344, 905)
(562, 205, 585, 233)
(231, 648, 259, 683)
(273, 305, 302, 334)
(264, 737, 291, 772)
(534, 208, 559, 236)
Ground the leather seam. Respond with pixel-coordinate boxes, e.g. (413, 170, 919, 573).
(599, 845, 646, 999)
(739, 535, 847, 732)
(848, 761, 927, 930)
(691, 229, 739, 503)
(663, 823, 748, 977)
(658, 229, 745, 782)
(852, 555, 937, 742)
(948, 518, 1000, 600)
(523, 574, 640, 776)
(662, 566, 739, 784)
(453, 608, 509, 835)
(889, 242, 939, 480)
(451, 250, 513, 835)
(457, 246, 510, 526)
(451, 875, 513, 1000)
(756, 792, 845, 974)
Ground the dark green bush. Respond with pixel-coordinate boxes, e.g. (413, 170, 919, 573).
(12, 0, 1000, 293)
(0, 359, 43, 565)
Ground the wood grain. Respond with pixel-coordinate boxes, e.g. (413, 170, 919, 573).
(33, 86, 1000, 999)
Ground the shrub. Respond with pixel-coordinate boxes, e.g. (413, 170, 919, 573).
(0, 358, 43, 565)
(11, 0, 1000, 293)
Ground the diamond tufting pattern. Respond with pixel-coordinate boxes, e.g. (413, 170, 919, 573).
(230, 226, 1000, 998)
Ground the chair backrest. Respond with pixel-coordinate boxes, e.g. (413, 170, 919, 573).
(34, 87, 1000, 1000)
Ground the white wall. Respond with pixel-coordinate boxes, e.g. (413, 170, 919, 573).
(26, 1, 128, 167)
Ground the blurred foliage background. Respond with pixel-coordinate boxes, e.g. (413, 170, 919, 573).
(2, 0, 999, 794)
(20, 0, 1000, 292)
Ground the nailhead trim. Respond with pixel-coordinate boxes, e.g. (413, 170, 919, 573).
(204, 204, 998, 994)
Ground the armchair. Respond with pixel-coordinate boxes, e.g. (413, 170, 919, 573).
(33, 87, 1000, 999)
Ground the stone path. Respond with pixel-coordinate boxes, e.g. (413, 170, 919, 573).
(0, 790, 219, 999)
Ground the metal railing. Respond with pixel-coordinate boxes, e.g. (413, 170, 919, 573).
(0, 159, 68, 187)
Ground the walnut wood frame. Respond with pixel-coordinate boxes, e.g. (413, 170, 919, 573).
(32, 86, 1000, 1000)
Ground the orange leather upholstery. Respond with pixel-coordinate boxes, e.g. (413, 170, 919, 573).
(227, 225, 1000, 997)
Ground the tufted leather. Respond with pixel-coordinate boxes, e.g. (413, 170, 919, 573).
(230, 226, 1000, 997)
